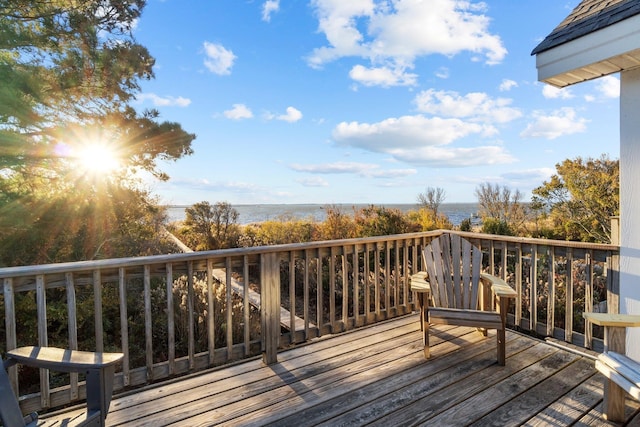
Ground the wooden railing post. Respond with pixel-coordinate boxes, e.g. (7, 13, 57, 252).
(261, 253, 281, 365)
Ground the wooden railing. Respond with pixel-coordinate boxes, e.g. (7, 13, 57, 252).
(0, 230, 618, 413)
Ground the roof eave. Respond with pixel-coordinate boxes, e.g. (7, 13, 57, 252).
(535, 12, 640, 88)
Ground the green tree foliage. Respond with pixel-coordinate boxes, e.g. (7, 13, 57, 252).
(459, 218, 472, 232)
(481, 218, 513, 236)
(354, 205, 410, 237)
(0, 0, 196, 265)
(180, 201, 240, 250)
(531, 155, 619, 243)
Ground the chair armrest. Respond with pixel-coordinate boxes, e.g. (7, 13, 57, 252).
(410, 272, 430, 293)
(7, 347, 123, 373)
(480, 273, 516, 299)
(583, 313, 640, 327)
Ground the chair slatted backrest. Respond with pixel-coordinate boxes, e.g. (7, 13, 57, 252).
(0, 360, 27, 427)
(423, 234, 482, 310)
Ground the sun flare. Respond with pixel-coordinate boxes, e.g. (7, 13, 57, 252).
(75, 142, 121, 175)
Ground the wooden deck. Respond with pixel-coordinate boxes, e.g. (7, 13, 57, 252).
(41, 314, 640, 426)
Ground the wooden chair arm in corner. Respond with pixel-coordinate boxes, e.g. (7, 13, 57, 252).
(7, 347, 123, 427)
(409, 272, 431, 294)
(582, 313, 640, 328)
(7, 347, 123, 372)
(480, 273, 516, 299)
(582, 312, 640, 422)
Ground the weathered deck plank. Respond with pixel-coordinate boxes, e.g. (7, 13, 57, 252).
(37, 314, 640, 426)
(274, 334, 534, 427)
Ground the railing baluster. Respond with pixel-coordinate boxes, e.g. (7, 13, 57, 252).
(93, 270, 104, 353)
(531, 245, 538, 334)
(489, 239, 495, 276)
(329, 247, 336, 332)
(353, 245, 360, 325)
(36, 274, 49, 408)
(65, 273, 79, 399)
(515, 243, 522, 329)
(4, 278, 18, 394)
(303, 251, 310, 339)
(375, 244, 381, 318)
(143, 265, 153, 381)
(584, 250, 594, 348)
(384, 242, 390, 315)
(187, 261, 195, 369)
(565, 248, 574, 344)
(342, 246, 348, 330)
(547, 247, 556, 337)
(501, 241, 507, 280)
(365, 243, 371, 322)
(243, 255, 251, 355)
(225, 257, 233, 360)
(118, 268, 130, 386)
(289, 252, 296, 338)
(316, 249, 323, 336)
(206, 259, 215, 364)
(403, 241, 409, 308)
(167, 263, 176, 374)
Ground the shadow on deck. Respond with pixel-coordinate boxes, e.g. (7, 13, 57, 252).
(41, 314, 640, 426)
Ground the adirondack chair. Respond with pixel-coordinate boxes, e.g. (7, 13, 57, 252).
(1, 346, 123, 427)
(410, 234, 516, 366)
(583, 312, 640, 422)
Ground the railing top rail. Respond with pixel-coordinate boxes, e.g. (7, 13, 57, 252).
(0, 230, 444, 279)
(450, 230, 618, 252)
(0, 229, 618, 279)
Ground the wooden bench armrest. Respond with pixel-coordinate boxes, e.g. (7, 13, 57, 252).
(480, 273, 516, 299)
(582, 313, 640, 327)
(410, 272, 430, 293)
(7, 347, 123, 373)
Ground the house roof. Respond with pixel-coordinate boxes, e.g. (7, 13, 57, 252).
(532, 0, 640, 55)
(531, 0, 640, 87)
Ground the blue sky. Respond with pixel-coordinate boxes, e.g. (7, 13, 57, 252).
(133, 0, 620, 205)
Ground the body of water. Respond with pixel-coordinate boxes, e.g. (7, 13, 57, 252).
(167, 203, 479, 227)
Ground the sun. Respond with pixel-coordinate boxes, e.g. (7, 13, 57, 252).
(75, 142, 122, 175)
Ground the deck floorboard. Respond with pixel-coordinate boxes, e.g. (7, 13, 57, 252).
(39, 314, 640, 426)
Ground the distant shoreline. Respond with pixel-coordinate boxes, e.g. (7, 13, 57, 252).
(165, 203, 479, 226)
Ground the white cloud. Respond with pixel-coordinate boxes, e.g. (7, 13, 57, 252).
(136, 93, 191, 107)
(520, 107, 588, 140)
(262, 0, 280, 22)
(290, 161, 416, 178)
(542, 85, 574, 99)
(331, 115, 514, 167)
(502, 168, 555, 184)
(224, 104, 253, 120)
(308, 0, 506, 87)
(297, 177, 329, 187)
(203, 41, 236, 75)
(414, 89, 522, 124)
(349, 64, 417, 87)
(169, 178, 262, 193)
(595, 75, 620, 98)
(277, 106, 303, 122)
(435, 67, 449, 79)
(499, 79, 517, 92)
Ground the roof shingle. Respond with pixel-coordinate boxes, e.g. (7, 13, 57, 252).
(531, 0, 640, 55)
